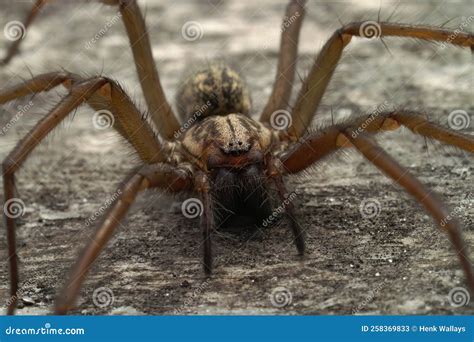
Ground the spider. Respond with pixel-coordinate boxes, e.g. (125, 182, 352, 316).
(1, 0, 473, 315)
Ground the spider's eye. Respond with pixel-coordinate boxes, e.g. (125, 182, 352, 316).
(221, 139, 250, 156)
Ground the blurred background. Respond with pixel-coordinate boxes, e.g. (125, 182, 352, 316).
(0, 0, 472, 315)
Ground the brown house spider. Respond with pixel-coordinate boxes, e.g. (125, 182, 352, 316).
(1, 0, 473, 315)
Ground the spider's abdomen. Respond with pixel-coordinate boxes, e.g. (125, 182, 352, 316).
(175, 64, 251, 122)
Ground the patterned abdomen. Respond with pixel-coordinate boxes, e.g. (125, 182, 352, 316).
(175, 64, 251, 122)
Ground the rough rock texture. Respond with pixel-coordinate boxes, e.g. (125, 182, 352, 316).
(0, 0, 472, 315)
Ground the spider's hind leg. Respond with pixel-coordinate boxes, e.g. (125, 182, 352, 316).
(1, 0, 181, 139)
(287, 22, 474, 139)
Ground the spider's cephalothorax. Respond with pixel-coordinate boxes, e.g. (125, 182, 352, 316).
(178, 64, 276, 228)
(2, 0, 474, 314)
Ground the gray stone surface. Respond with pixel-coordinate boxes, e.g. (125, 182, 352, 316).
(0, 0, 472, 315)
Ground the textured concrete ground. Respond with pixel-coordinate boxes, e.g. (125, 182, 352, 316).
(0, 0, 473, 315)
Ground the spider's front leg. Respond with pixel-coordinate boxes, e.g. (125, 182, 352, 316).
(268, 159, 305, 255)
(195, 172, 214, 275)
(55, 163, 192, 314)
(347, 134, 474, 291)
(280, 113, 474, 292)
(0, 72, 165, 315)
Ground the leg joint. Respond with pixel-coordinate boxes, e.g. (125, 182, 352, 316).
(335, 27, 353, 46)
(2, 156, 17, 176)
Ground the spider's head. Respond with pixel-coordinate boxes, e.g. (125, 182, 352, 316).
(181, 113, 274, 170)
(180, 113, 276, 228)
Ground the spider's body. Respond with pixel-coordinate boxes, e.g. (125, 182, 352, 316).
(1, 0, 474, 315)
(179, 112, 276, 229)
(175, 64, 277, 228)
